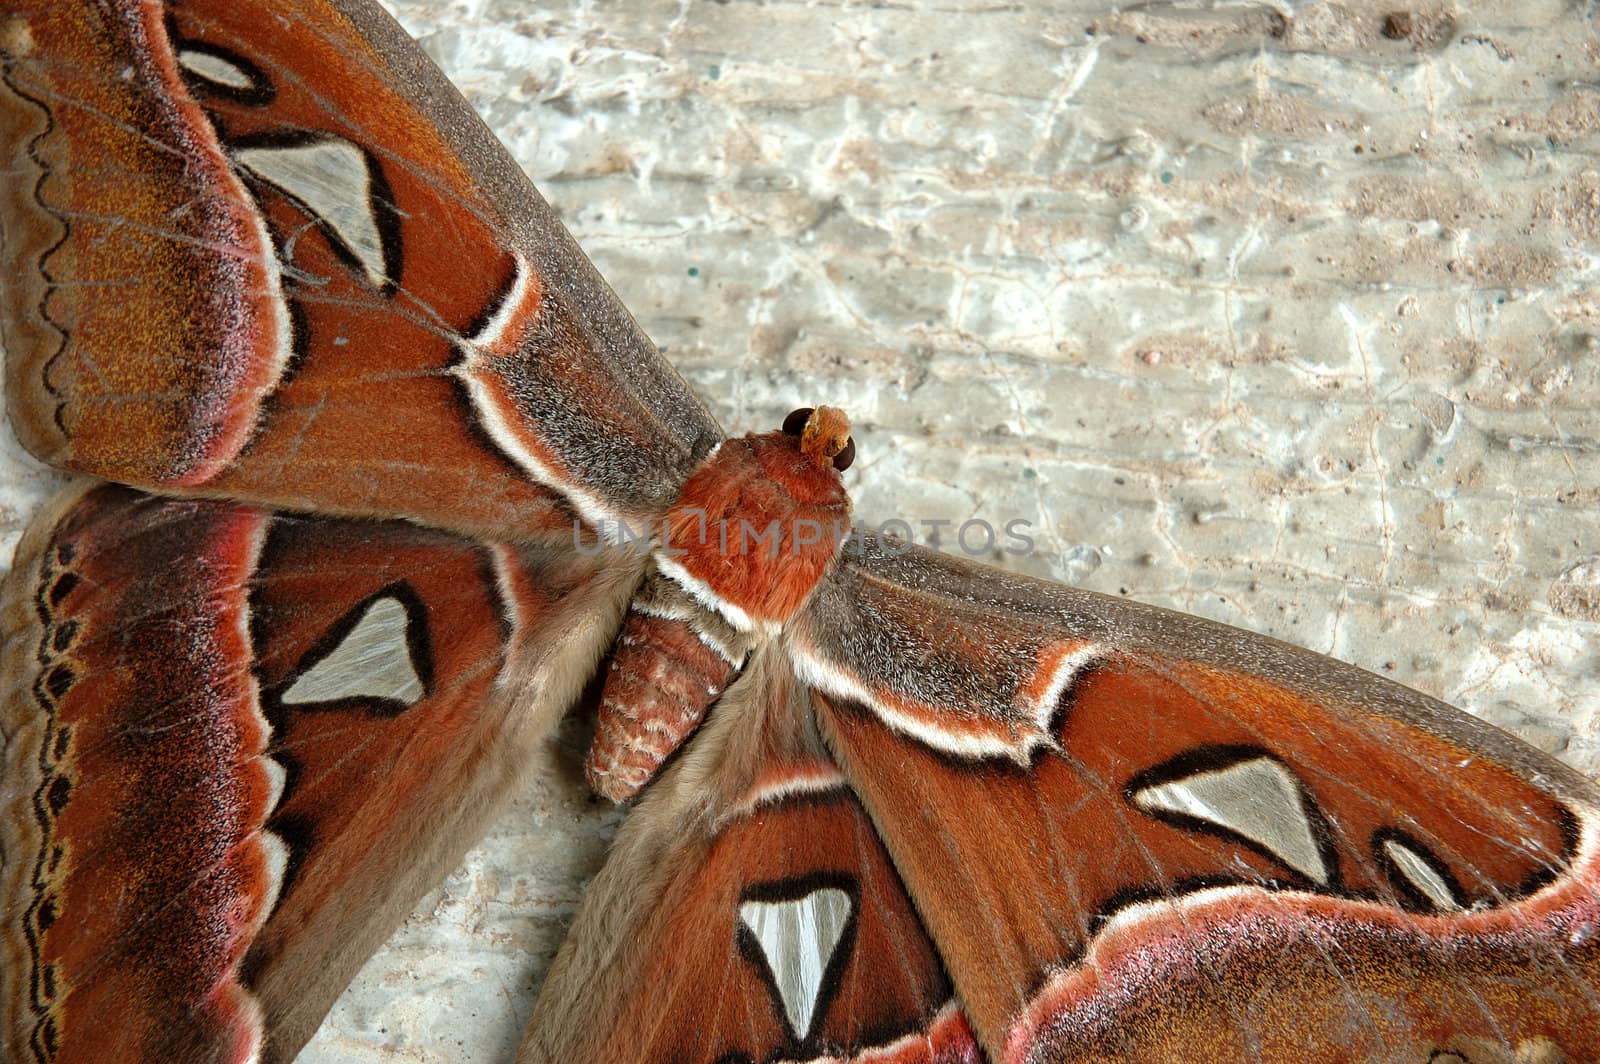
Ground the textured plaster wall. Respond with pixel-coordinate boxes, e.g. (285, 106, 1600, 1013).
(3, 0, 1599, 1060)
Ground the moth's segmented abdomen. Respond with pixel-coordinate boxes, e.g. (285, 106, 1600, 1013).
(586, 571, 750, 802)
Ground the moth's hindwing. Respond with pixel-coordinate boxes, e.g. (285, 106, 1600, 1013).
(525, 650, 984, 1064)
(0, 485, 632, 1063)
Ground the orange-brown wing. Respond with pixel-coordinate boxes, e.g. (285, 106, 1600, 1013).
(789, 533, 1600, 1063)
(0, 0, 719, 539)
(522, 650, 983, 1064)
(0, 484, 633, 1063)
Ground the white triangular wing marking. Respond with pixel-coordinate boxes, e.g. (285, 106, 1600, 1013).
(1132, 756, 1328, 883)
(738, 887, 852, 1041)
(282, 596, 422, 707)
(178, 49, 256, 91)
(235, 139, 389, 287)
(1382, 838, 1462, 911)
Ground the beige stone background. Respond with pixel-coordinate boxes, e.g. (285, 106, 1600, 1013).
(3, 0, 1600, 1059)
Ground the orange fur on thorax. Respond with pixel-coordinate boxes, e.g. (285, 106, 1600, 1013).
(664, 432, 850, 625)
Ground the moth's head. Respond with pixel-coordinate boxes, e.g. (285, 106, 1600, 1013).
(781, 406, 855, 472)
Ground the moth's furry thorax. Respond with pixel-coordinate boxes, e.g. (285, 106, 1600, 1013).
(662, 428, 852, 627)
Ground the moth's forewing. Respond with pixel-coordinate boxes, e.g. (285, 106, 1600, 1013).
(0, 0, 719, 540)
(797, 537, 1600, 1059)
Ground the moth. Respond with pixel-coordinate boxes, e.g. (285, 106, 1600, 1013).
(0, 1, 1596, 1062)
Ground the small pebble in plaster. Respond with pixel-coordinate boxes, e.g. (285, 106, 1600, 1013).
(1551, 557, 1600, 622)
(1382, 13, 1414, 40)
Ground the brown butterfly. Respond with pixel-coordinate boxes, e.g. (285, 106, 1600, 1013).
(0, 2, 1596, 1063)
